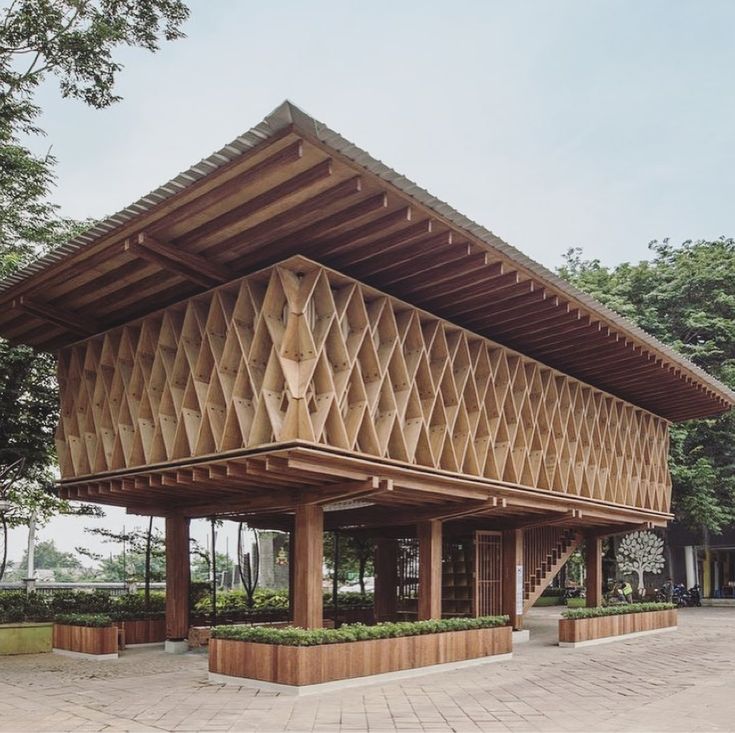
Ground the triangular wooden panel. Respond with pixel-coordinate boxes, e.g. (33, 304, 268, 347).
(55, 259, 671, 513)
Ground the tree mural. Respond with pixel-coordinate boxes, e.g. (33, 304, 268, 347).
(616, 531, 665, 592)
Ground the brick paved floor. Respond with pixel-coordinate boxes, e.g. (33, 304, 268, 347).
(1, 607, 734, 732)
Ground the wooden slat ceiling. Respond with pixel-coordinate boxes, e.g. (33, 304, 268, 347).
(0, 106, 732, 423)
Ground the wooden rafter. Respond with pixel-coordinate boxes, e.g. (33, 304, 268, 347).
(124, 233, 229, 288)
(13, 296, 100, 337)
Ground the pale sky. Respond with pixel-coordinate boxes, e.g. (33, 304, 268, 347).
(8, 0, 735, 566)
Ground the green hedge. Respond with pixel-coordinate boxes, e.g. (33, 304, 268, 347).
(54, 613, 114, 628)
(562, 602, 676, 620)
(211, 615, 509, 646)
(195, 589, 374, 614)
(0, 590, 166, 624)
(0, 591, 52, 624)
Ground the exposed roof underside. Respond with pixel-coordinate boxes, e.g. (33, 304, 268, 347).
(0, 101, 732, 422)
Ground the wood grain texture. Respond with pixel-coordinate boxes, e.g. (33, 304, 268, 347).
(502, 529, 524, 630)
(585, 534, 603, 608)
(165, 516, 190, 640)
(293, 503, 323, 629)
(55, 257, 671, 515)
(209, 626, 512, 686)
(52, 624, 118, 655)
(417, 520, 442, 620)
(115, 619, 166, 645)
(558, 609, 677, 643)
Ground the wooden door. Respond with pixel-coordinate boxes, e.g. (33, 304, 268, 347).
(474, 530, 503, 616)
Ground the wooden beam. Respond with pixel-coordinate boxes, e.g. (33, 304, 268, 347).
(13, 296, 101, 337)
(178, 158, 334, 246)
(417, 519, 442, 620)
(509, 509, 581, 530)
(502, 528, 524, 630)
(585, 533, 602, 608)
(125, 233, 229, 288)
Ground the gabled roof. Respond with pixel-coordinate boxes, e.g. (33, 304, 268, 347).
(1, 100, 732, 421)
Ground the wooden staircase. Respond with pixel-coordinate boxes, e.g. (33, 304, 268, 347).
(523, 527, 582, 612)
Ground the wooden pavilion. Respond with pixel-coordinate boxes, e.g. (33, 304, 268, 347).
(1, 102, 732, 646)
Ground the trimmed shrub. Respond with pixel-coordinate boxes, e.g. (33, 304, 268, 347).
(54, 613, 113, 628)
(0, 591, 52, 623)
(562, 602, 675, 620)
(211, 615, 509, 646)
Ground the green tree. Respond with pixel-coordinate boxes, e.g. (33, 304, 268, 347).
(76, 525, 165, 591)
(324, 533, 374, 595)
(558, 239, 735, 534)
(1, 1, 190, 254)
(0, 1, 189, 536)
(10, 538, 84, 581)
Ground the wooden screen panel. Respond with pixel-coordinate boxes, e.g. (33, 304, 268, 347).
(55, 257, 671, 512)
(475, 530, 502, 617)
(396, 538, 419, 618)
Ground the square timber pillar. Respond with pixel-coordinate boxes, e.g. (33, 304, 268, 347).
(586, 533, 603, 607)
(165, 516, 190, 653)
(374, 538, 398, 621)
(418, 520, 442, 620)
(502, 528, 524, 630)
(293, 503, 324, 629)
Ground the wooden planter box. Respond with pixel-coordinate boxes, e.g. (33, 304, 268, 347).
(559, 609, 677, 647)
(209, 626, 511, 689)
(0, 622, 53, 655)
(115, 618, 166, 645)
(53, 624, 119, 658)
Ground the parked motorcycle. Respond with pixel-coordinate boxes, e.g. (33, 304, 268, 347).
(688, 584, 702, 607)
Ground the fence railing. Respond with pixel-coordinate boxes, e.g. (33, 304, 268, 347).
(0, 581, 166, 596)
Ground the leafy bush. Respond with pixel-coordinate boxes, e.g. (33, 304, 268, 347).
(562, 602, 676, 620)
(111, 592, 165, 619)
(211, 615, 509, 646)
(54, 613, 113, 627)
(324, 591, 373, 607)
(0, 591, 52, 623)
(50, 589, 113, 615)
(195, 588, 373, 614)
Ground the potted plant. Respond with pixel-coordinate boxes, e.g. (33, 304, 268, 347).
(558, 602, 677, 647)
(209, 615, 511, 689)
(53, 613, 119, 658)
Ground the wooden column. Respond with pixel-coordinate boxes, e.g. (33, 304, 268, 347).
(418, 520, 442, 620)
(585, 533, 603, 608)
(165, 516, 190, 641)
(502, 528, 523, 630)
(293, 503, 324, 629)
(287, 529, 295, 622)
(374, 538, 398, 621)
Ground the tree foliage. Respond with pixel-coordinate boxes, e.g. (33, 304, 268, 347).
(0, 1, 189, 530)
(559, 239, 735, 533)
(1, 0, 190, 253)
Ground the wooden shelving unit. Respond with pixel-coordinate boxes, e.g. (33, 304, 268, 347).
(442, 538, 474, 617)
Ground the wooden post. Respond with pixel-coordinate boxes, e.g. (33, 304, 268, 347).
(374, 538, 398, 621)
(585, 533, 603, 608)
(418, 520, 442, 620)
(165, 516, 190, 646)
(502, 528, 523, 630)
(293, 503, 324, 629)
(287, 528, 295, 622)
